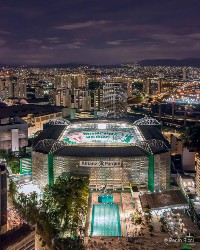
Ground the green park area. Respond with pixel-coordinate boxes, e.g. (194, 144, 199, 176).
(10, 173, 89, 250)
(0, 150, 20, 174)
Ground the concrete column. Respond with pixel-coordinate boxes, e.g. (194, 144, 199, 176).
(159, 104, 161, 121)
(184, 109, 187, 126)
(158, 79, 162, 94)
(172, 102, 175, 121)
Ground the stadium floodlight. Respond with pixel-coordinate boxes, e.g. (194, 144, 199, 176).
(98, 123, 107, 129)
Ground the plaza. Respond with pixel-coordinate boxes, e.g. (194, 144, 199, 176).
(84, 189, 200, 250)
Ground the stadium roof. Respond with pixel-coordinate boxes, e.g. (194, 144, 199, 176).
(33, 117, 169, 156)
(33, 124, 66, 147)
(138, 125, 170, 148)
(54, 145, 149, 157)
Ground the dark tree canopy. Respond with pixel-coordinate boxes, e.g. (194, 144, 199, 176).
(88, 81, 101, 90)
(181, 125, 200, 152)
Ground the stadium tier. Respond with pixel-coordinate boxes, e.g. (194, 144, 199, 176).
(32, 117, 171, 192)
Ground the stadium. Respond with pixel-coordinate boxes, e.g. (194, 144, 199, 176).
(32, 116, 171, 192)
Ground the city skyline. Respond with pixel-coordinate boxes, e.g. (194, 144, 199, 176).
(1, 0, 200, 65)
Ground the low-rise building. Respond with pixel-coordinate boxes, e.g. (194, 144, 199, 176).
(0, 116, 28, 152)
(0, 224, 35, 250)
(0, 104, 64, 137)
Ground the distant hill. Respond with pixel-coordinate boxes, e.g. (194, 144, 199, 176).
(138, 58, 200, 67)
(1, 58, 200, 68)
(0, 63, 122, 69)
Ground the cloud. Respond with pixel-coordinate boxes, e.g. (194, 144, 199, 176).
(186, 33, 200, 39)
(54, 20, 109, 30)
(55, 41, 83, 49)
(0, 39, 6, 46)
(45, 37, 60, 44)
(45, 37, 59, 40)
(41, 41, 83, 50)
(151, 32, 200, 46)
(106, 40, 122, 45)
(0, 30, 12, 35)
(40, 45, 53, 50)
(26, 38, 42, 44)
(106, 38, 139, 46)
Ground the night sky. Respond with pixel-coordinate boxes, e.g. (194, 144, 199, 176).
(1, 0, 200, 65)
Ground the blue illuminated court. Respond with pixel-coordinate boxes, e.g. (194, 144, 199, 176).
(90, 204, 122, 236)
(98, 194, 114, 203)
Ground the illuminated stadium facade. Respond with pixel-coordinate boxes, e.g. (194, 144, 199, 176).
(32, 117, 171, 192)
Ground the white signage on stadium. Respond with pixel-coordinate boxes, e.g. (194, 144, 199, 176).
(79, 161, 121, 167)
(64, 131, 138, 144)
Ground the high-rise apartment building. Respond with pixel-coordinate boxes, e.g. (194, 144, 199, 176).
(183, 68, 187, 81)
(0, 164, 7, 234)
(143, 78, 162, 95)
(58, 74, 87, 89)
(143, 78, 150, 95)
(102, 83, 127, 117)
(14, 78, 27, 98)
(158, 78, 162, 94)
(0, 77, 14, 99)
(55, 87, 71, 107)
(73, 89, 91, 111)
(35, 86, 44, 99)
(91, 88, 103, 110)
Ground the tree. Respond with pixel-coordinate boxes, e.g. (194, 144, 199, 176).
(8, 159, 20, 174)
(38, 173, 89, 248)
(12, 173, 89, 249)
(148, 224, 154, 235)
(0, 149, 20, 173)
(26, 191, 39, 224)
(135, 217, 143, 225)
(180, 125, 200, 152)
(143, 204, 151, 212)
(160, 225, 166, 233)
(0, 150, 7, 160)
(88, 81, 101, 90)
(9, 179, 18, 202)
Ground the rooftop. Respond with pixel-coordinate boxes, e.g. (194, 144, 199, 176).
(0, 116, 27, 126)
(54, 145, 149, 157)
(0, 224, 35, 250)
(140, 189, 188, 210)
(0, 104, 63, 119)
